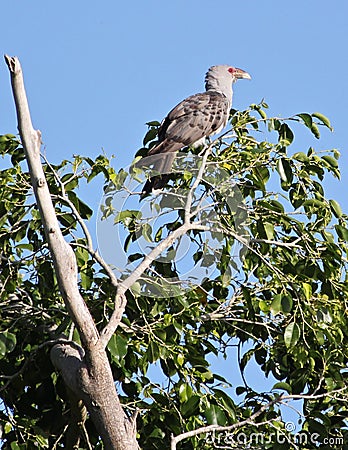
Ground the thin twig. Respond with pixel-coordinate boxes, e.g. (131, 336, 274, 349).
(171, 395, 282, 449)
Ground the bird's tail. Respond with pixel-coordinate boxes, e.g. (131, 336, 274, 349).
(147, 139, 180, 156)
(139, 151, 177, 197)
(142, 173, 171, 197)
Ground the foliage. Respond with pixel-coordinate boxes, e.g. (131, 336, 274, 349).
(0, 102, 347, 449)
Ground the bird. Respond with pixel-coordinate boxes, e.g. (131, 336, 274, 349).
(141, 65, 251, 196)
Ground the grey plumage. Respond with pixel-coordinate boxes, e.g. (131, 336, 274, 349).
(142, 65, 251, 195)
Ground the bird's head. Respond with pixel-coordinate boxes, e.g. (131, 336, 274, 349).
(226, 66, 251, 81)
(208, 65, 251, 81)
(205, 65, 251, 94)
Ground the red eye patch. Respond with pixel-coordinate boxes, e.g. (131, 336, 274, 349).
(228, 67, 235, 74)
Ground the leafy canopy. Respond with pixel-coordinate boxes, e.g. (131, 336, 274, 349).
(0, 102, 347, 449)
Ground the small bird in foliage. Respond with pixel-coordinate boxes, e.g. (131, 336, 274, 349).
(141, 65, 251, 196)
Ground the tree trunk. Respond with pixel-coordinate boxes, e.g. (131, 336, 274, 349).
(5, 55, 138, 450)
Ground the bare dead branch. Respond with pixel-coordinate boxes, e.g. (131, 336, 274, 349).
(5, 55, 138, 450)
(4, 55, 99, 348)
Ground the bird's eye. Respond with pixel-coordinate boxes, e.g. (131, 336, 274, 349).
(228, 67, 235, 74)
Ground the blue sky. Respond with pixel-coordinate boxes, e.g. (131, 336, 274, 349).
(0, 0, 347, 424)
(0, 1, 347, 209)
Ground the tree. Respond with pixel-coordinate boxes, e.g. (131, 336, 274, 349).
(0, 56, 347, 449)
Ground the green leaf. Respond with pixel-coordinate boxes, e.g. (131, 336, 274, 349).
(235, 386, 247, 396)
(284, 322, 300, 348)
(114, 209, 141, 225)
(276, 158, 293, 184)
(176, 353, 185, 367)
(333, 149, 340, 159)
(4, 421, 12, 434)
(10, 443, 21, 450)
(310, 123, 320, 139)
(315, 330, 325, 345)
(75, 245, 89, 266)
(259, 300, 270, 313)
(281, 295, 293, 313)
(268, 117, 281, 131)
(240, 348, 254, 371)
(179, 383, 192, 403)
(204, 404, 227, 425)
(147, 341, 160, 363)
(329, 199, 342, 218)
(0, 133, 16, 141)
(272, 382, 292, 393)
(141, 223, 152, 242)
(270, 295, 282, 315)
(67, 191, 93, 219)
(213, 389, 236, 419)
(146, 120, 161, 127)
(322, 155, 339, 168)
(0, 332, 16, 358)
(257, 108, 267, 119)
(321, 230, 335, 243)
(278, 123, 294, 146)
(261, 100, 269, 108)
(296, 113, 313, 129)
(181, 395, 200, 416)
(261, 200, 285, 213)
(293, 151, 309, 163)
(335, 224, 348, 241)
(270, 294, 292, 315)
(128, 252, 143, 262)
(312, 112, 332, 130)
(108, 334, 128, 361)
(316, 308, 332, 324)
(80, 270, 93, 290)
(302, 282, 312, 300)
(143, 127, 158, 146)
(130, 281, 141, 296)
(308, 418, 328, 437)
(148, 427, 165, 439)
(264, 222, 274, 240)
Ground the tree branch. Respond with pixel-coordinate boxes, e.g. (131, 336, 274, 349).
(170, 388, 348, 449)
(170, 395, 282, 449)
(98, 221, 192, 347)
(4, 55, 99, 348)
(5, 55, 138, 450)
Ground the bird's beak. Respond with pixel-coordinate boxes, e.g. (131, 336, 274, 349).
(235, 68, 251, 80)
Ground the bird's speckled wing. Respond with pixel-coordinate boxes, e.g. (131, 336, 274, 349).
(148, 91, 230, 155)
